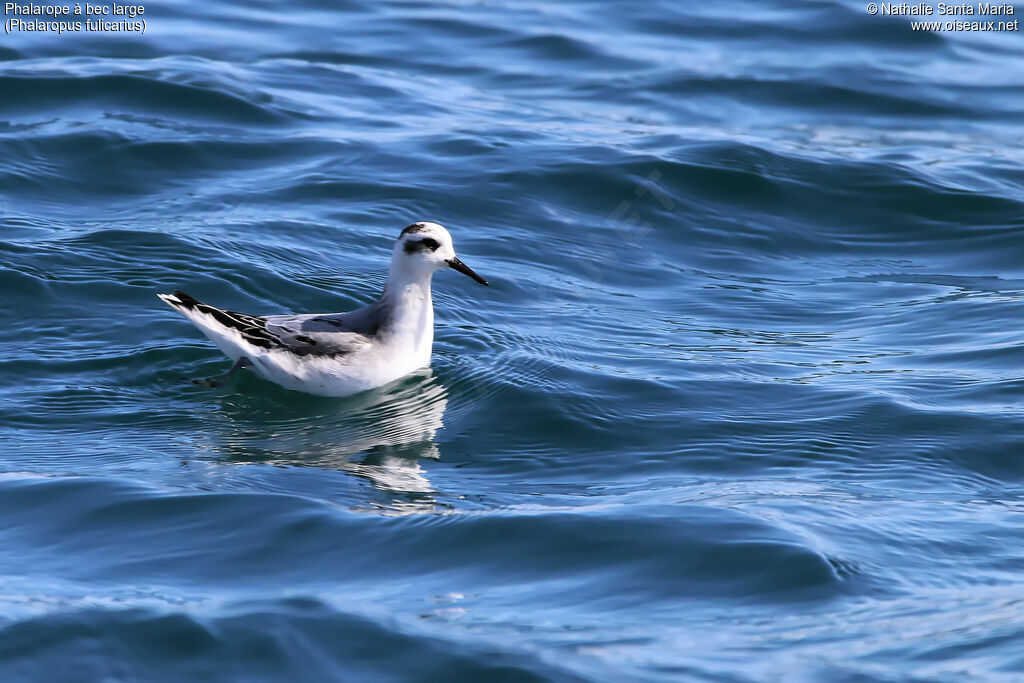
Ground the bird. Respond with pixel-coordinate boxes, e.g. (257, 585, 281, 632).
(158, 222, 489, 397)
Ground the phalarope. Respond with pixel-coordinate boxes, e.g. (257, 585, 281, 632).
(159, 222, 489, 397)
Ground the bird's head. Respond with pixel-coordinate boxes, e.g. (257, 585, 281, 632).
(392, 222, 489, 286)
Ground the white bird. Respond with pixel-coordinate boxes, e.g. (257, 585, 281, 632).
(159, 222, 489, 397)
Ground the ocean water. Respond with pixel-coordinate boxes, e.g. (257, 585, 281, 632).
(2, 0, 1024, 680)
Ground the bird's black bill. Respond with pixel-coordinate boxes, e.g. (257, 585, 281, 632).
(446, 257, 489, 286)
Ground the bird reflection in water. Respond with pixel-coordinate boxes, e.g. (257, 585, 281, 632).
(207, 369, 450, 514)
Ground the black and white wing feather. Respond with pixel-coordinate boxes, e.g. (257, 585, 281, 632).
(160, 290, 373, 357)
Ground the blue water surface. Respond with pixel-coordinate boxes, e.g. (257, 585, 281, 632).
(2, 1, 1024, 680)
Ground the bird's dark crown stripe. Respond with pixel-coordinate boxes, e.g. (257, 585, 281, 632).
(401, 223, 427, 236)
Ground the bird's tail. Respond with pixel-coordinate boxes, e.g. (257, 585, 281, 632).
(157, 289, 202, 311)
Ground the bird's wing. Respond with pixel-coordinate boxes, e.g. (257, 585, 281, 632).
(160, 290, 373, 357)
(263, 313, 375, 357)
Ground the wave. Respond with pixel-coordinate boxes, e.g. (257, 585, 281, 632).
(0, 598, 583, 682)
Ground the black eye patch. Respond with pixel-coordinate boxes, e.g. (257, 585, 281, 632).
(403, 236, 441, 254)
